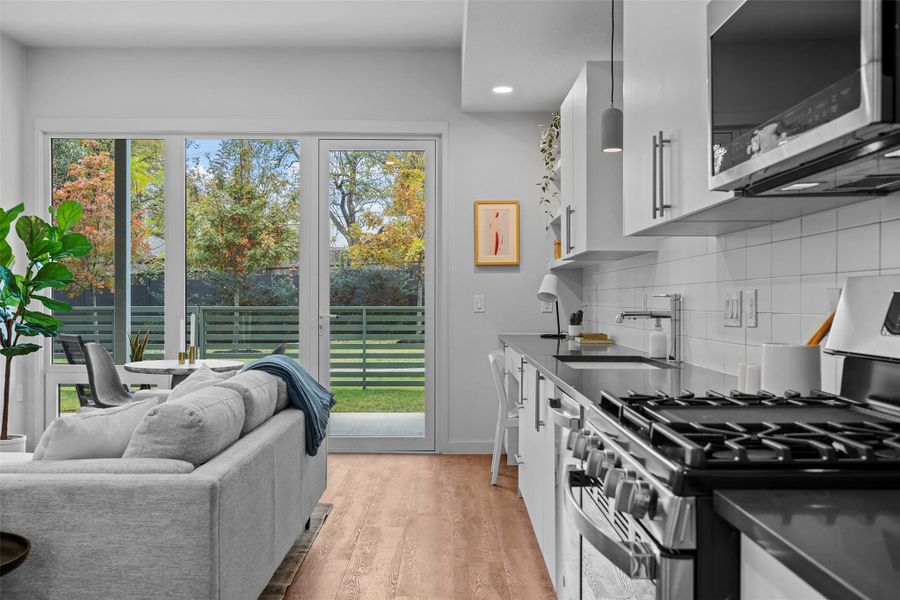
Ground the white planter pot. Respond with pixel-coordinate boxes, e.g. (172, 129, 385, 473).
(0, 434, 26, 453)
(568, 325, 583, 338)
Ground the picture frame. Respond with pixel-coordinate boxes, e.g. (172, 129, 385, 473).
(474, 200, 520, 266)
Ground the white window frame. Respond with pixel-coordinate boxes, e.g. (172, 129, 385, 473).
(31, 119, 449, 455)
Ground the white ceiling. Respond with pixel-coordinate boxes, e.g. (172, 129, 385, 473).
(0, 0, 616, 113)
(0, 0, 465, 49)
(461, 0, 618, 112)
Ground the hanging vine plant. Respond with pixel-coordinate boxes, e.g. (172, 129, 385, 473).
(537, 112, 560, 221)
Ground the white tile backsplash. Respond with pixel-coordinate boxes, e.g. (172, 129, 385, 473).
(582, 198, 899, 384)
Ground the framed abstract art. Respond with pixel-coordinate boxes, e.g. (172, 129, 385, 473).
(474, 200, 520, 266)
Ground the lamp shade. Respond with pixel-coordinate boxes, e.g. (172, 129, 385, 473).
(537, 274, 560, 302)
(600, 106, 623, 152)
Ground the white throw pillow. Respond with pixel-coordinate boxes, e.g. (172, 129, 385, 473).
(167, 365, 235, 402)
(33, 398, 161, 461)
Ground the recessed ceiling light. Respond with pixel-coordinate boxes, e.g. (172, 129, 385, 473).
(492, 85, 514, 94)
(780, 182, 821, 191)
(885, 149, 900, 158)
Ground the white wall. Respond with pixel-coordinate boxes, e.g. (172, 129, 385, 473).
(0, 34, 30, 440)
(18, 47, 568, 451)
(583, 197, 900, 394)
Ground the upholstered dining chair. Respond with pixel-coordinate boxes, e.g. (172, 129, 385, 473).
(58, 334, 110, 408)
(489, 350, 519, 485)
(81, 342, 164, 408)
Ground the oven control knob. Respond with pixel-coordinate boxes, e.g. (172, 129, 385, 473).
(586, 450, 617, 479)
(602, 467, 626, 497)
(572, 432, 600, 461)
(614, 478, 656, 519)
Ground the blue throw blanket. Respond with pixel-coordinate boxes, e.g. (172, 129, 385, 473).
(241, 355, 335, 456)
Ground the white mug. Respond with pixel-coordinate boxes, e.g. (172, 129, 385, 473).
(761, 344, 821, 395)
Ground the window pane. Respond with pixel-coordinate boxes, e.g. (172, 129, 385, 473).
(185, 139, 301, 361)
(50, 139, 166, 364)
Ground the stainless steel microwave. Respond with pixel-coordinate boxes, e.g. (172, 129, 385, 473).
(708, 0, 900, 196)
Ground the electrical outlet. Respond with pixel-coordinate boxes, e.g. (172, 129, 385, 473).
(473, 294, 485, 313)
(743, 289, 757, 328)
(541, 300, 553, 313)
(724, 291, 742, 327)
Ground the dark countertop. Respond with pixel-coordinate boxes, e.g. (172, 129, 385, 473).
(501, 334, 900, 600)
(498, 333, 738, 405)
(715, 490, 900, 600)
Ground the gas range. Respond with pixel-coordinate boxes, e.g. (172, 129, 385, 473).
(561, 275, 900, 599)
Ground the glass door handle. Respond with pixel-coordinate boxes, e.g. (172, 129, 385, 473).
(318, 313, 337, 336)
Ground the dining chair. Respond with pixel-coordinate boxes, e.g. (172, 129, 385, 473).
(272, 343, 287, 355)
(489, 350, 518, 485)
(82, 342, 162, 408)
(58, 334, 106, 408)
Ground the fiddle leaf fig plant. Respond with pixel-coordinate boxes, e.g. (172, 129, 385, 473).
(1, 201, 91, 440)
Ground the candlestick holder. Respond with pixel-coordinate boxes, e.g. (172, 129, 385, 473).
(188, 346, 197, 365)
(177, 351, 186, 365)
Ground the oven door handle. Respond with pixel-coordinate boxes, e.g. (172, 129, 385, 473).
(564, 466, 658, 580)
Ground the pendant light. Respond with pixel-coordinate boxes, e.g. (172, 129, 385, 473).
(600, 0, 623, 153)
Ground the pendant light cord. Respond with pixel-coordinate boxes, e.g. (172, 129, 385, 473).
(610, 0, 615, 107)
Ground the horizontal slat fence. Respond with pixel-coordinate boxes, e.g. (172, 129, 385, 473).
(55, 305, 424, 389)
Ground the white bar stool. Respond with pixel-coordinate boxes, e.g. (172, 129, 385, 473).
(489, 350, 518, 485)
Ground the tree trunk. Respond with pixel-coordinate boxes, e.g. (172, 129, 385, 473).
(2, 354, 12, 440)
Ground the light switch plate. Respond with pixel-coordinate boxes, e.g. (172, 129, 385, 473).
(541, 300, 553, 313)
(724, 291, 742, 327)
(743, 289, 757, 328)
(473, 294, 485, 313)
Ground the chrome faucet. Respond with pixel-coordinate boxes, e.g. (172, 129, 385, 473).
(615, 293, 682, 363)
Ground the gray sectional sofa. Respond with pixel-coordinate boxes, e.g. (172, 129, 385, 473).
(0, 372, 327, 600)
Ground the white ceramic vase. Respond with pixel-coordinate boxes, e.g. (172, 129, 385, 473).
(568, 325, 583, 338)
(0, 434, 27, 453)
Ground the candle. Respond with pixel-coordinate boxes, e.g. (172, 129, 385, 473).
(190, 313, 196, 348)
(179, 318, 185, 352)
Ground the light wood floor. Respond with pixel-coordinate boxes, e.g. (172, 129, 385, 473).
(286, 454, 556, 600)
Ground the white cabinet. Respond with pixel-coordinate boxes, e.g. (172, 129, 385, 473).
(557, 62, 657, 260)
(516, 359, 559, 589)
(622, 0, 730, 235)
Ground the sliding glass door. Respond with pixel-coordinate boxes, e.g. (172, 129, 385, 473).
(319, 140, 435, 452)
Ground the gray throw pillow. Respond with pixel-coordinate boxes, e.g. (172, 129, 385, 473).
(215, 371, 278, 435)
(123, 387, 244, 466)
(33, 398, 161, 461)
(167, 365, 236, 402)
(274, 377, 290, 412)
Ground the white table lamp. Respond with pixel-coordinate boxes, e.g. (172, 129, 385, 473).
(537, 274, 566, 339)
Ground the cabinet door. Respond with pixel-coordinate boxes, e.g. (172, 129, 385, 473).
(537, 379, 558, 588)
(569, 69, 589, 256)
(519, 361, 542, 541)
(622, 0, 670, 235)
(663, 0, 731, 220)
(559, 88, 576, 258)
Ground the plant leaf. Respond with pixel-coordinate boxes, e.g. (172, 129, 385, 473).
(23, 311, 62, 330)
(15, 215, 47, 251)
(33, 294, 72, 312)
(0, 343, 42, 358)
(31, 263, 73, 290)
(0, 203, 24, 236)
(55, 201, 83, 232)
(0, 265, 19, 295)
(0, 241, 11, 268)
(15, 321, 57, 338)
(55, 233, 91, 258)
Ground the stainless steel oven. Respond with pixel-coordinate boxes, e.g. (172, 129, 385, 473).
(708, 0, 900, 196)
(557, 418, 695, 600)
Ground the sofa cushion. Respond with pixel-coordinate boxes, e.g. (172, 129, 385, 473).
(167, 365, 236, 402)
(215, 371, 278, 435)
(123, 387, 245, 466)
(0, 457, 194, 474)
(274, 377, 290, 412)
(33, 398, 161, 461)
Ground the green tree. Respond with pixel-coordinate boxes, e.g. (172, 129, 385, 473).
(186, 139, 300, 306)
(347, 152, 426, 303)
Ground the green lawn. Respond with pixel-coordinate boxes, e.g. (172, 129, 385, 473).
(58, 385, 424, 414)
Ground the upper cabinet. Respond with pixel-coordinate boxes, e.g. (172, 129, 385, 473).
(556, 62, 657, 262)
(622, 0, 731, 236)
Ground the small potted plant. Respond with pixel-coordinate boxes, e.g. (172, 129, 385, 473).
(568, 310, 584, 339)
(1, 201, 90, 452)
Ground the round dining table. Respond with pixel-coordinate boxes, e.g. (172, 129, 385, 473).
(123, 359, 244, 388)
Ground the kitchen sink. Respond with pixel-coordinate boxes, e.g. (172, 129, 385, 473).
(552, 355, 675, 370)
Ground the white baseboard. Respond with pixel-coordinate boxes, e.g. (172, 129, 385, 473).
(440, 440, 493, 454)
